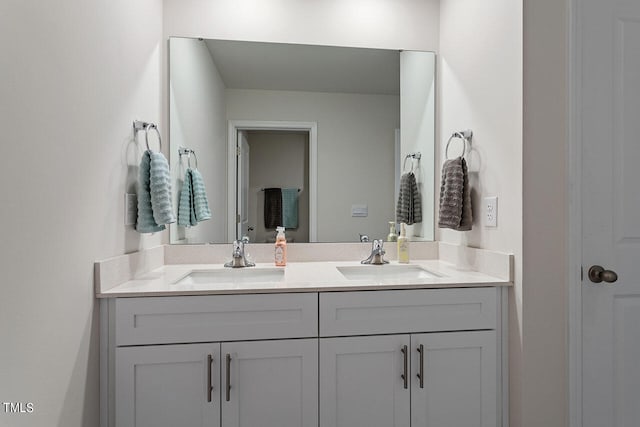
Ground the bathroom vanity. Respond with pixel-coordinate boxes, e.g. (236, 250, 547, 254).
(97, 243, 511, 427)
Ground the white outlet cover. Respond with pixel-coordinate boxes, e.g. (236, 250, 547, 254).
(484, 196, 498, 227)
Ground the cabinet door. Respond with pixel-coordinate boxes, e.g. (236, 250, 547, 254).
(221, 339, 318, 427)
(116, 343, 220, 427)
(320, 335, 411, 427)
(411, 331, 497, 427)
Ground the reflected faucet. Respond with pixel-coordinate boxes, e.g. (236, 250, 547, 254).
(224, 240, 255, 268)
(361, 239, 389, 265)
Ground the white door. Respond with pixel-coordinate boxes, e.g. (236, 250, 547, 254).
(581, 0, 640, 425)
(115, 344, 220, 427)
(236, 130, 250, 240)
(411, 331, 497, 427)
(221, 339, 318, 427)
(319, 335, 411, 427)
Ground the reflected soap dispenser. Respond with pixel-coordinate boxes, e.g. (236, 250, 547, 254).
(275, 226, 287, 266)
(397, 222, 410, 263)
(387, 221, 398, 242)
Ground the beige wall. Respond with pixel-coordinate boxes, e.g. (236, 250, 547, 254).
(522, 0, 568, 426)
(0, 0, 163, 426)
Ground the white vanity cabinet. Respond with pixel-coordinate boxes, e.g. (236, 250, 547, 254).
(104, 287, 506, 427)
(107, 293, 319, 427)
(318, 288, 501, 427)
(116, 343, 221, 427)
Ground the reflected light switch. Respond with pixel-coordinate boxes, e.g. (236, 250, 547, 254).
(351, 204, 368, 217)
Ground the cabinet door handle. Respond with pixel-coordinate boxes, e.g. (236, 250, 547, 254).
(417, 344, 424, 389)
(207, 354, 214, 402)
(400, 345, 408, 389)
(225, 354, 232, 402)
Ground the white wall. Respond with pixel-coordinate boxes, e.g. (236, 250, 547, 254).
(226, 89, 399, 241)
(163, 0, 440, 52)
(0, 1, 163, 426)
(400, 51, 436, 240)
(437, 0, 523, 425)
(169, 37, 228, 244)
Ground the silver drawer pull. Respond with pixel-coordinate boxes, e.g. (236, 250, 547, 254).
(417, 345, 424, 389)
(400, 345, 408, 389)
(225, 354, 232, 402)
(207, 354, 214, 402)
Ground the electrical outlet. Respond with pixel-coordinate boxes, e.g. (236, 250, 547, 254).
(484, 196, 498, 227)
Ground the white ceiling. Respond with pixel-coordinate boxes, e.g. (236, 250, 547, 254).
(204, 39, 400, 95)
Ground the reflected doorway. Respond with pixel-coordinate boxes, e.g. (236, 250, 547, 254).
(227, 121, 318, 243)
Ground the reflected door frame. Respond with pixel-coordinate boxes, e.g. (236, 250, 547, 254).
(227, 120, 318, 242)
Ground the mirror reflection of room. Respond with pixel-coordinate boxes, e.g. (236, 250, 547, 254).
(169, 37, 435, 244)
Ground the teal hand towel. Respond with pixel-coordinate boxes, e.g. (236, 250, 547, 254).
(136, 151, 165, 233)
(149, 151, 176, 225)
(178, 168, 211, 227)
(178, 170, 196, 227)
(190, 169, 211, 221)
(281, 188, 299, 229)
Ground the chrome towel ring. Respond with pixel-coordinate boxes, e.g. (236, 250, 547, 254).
(145, 124, 162, 153)
(445, 129, 473, 159)
(133, 120, 162, 153)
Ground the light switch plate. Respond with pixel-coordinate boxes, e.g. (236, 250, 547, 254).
(351, 204, 368, 217)
(484, 196, 498, 227)
(125, 193, 137, 226)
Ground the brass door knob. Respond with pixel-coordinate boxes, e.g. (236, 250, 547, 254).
(588, 265, 618, 283)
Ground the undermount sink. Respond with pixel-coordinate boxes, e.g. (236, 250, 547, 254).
(337, 265, 441, 281)
(174, 268, 285, 285)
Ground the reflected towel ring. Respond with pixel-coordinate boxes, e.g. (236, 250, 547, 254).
(403, 152, 421, 173)
(188, 151, 198, 169)
(178, 147, 198, 169)
(145, 124, 162, 152)
(445, 130, 473, 160)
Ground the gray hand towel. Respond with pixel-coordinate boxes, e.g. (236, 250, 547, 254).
(396, 172, 422, 225)
(438, 157, 472, 231)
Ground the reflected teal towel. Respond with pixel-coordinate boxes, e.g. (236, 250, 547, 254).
(191, 169, 211, 222)
(178, 168, 211, 227)
(281, 188, 299, 229)
(137, 150, 175, 233)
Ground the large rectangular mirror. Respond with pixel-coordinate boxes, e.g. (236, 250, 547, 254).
(169, 37, 435, 243)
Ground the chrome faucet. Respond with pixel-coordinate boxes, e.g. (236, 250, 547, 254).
(361, 239, 389, 265)
(224, 240, 255, 268)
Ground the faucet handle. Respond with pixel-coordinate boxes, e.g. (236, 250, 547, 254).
(241, 236, 250, 244)
(373, 239, 384, 250)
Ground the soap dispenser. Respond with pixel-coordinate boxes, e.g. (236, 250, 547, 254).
(397, 223, 410, 263)
(275, 226, 287, 266)
(387, 221, 398, 242)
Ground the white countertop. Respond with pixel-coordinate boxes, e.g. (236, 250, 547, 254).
(97, 259, 511, 298)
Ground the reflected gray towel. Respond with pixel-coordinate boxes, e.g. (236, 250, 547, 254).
(438, 157, 472, 231)
(396, 172, 422, 225)
(264, 188, 282, 229)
